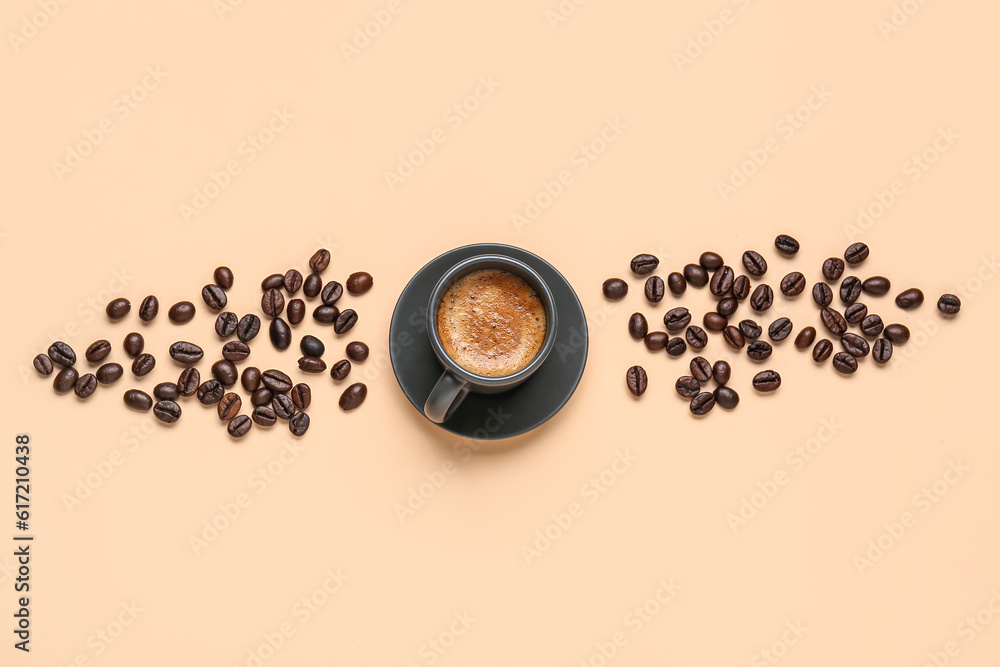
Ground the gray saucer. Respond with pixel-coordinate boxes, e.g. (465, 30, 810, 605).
(389, 243, 588, 439)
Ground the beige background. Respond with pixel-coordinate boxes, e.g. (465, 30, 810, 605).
(2, 0, 1000, 664)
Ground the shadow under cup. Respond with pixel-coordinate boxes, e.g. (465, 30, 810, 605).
(423, 254, 559, 424)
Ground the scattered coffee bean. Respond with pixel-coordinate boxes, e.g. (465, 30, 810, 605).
(742, 250, 768, 277)
(197, 380, 224, 405)
(123, 389, 153, 411)
(321, 281, 344, 305)
(747, 340, 772, 361)
(844, 242, 869, 265)
(703, 312, 727, 332)
(250, 387, 273, 406)
(202, 284, 227, 310)
(261, 289, 285, 317)
(820, 307, 847, 335)
(690, 356, 712, 383)
(287, 299, 305, 325)
(630, 254, 659, 275)
(262, 369, 292, 393)
(252, 405, 277, 426)
(602, 278, 628, 300)
(154, 382, 179, 401)
(738, 319, 762, 340)
(291, 383, 311, 410)
(218, 393, 242, 420)
(237, 314, 261, 342)
(289, 412, 310, 436)
(872, 338, 893, 364)
(675, 376, 700, 398)
(346, 341, 369, 362)
(712, 360, 731, 385)
(752, 370, 781, 392)
(138, 295, 159, 322)
(832, 352, 858, 374)
(33, 354, 53, 376)
(861, 314, 884, 337)
(283, 269, 303, 294)
(626, 366, 647, 397)
(840, 276, 862, 304)
(169, 341, 204, 364)
(667, 272, 687, 296)
(227, 415, 252, 438)
(812, 339, 833, 363)
(303, 273, 322, 298)
(723, 326, 745, 350)
(937, 294, 961, 314)
(222, 341, 251, 362)
(685, 326, 707, 349)
(313, 305, 339, 324)
(48, 341, 76, 367)
(177, 368, 200, 396)
(709, 265, 734, 297)
(214, 266, 234, 289)
(665, 337, 687, 357)
(272, 394, 295, 420)
(269, 317, 291, 350)
(862, 276, 891, 296)
(131, 353, 155, 377)
(768, 317, 793, 341)
(168, 301, 196, 324)
(346, 271, 373, 295)
(241, 366, 261, 392)
(690, 392, 716, 415)
(812, 282, 833, 307)
(749, 284, 773, 312)
(216, 312, 238, 338)
(664, 307, 691, 331)
(628, 313, 648, 340)
(53, 367, 78, 393)
(717, 297, 738, 318)
(714, 386, 740, 409)
(123, 332, 144, 357)
(895, 288, 924, 310)
(774, 234, 800, 255)
(96, 362, 123, 384)
(334, 309, 358, 334)
(85, 340, 112, 363)
(644, 276, 665, 303)
(644, 332, 668, 351)
(844, 303, 868, 324)
(732, 275, 750, 300)
(841, 332, 870, 357)
(309, 249, 331, 273)
(154, 400, 181, 424)
(298, 356, 327, 373)
(106, 298, 131, 320)
(884, 323, 910, 343)
(780, 272, 806, 297)
(261, 274, 284, 290)
(794, 326, 816, 349)
(699, 252, 723, 270)
(822, 257, 846, 281)
(212, 359, 238, 386)
(683, 264, 708, 287)
(74, 373, 97, 399)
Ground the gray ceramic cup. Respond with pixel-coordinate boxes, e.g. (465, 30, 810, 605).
(423, 253, 558, 423)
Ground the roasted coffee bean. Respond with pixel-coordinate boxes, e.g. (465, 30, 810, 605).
(33, 354, 53, 376)
(202, 284, 227, 310)
(844, 303, 868, 324)
(154, 400, 181, 424)
(794, 326, 816, 349)
(228, 415, 252, 438)
(822, 257, 845, 281)
(628, 313, 648, 340)
(732, 275, 750, 300)
(85, 340, 112, 363)
(630, 254, 659, 275)
(289, 412, 310, 436)
(812, 282, 833, 307)
(48, 341, 76, 367)
(237, 314, 261, 342)
(106, 297, 131, 320)
(298, 356, 327, 373)
(665, 337, 687, 357)
(774, 234, 799, 255)
(177, 368, 200, 396)
(154, 382, 179, 401)
(862, 276, 891, 296)
(683, 264, 708, 287)
(96, 362, 123, 384)
(752, 370, 781, 392)
(738, 319, 762, 340)
(138, 295, 159, 321)
(895, 288, 924, 310)
(709, 265, 734, 297)
(644, 332, 668, 351)
(339, 383, 367, 411)
(872, 338, 893, 364)
(168, 301, 196, 324)
(840, 276, 862, 304)
(690, 356, 712, 383)
(714, 386, 740, 409)
(667, 272, 687, 296)
(261, 274, 284, 290)
(832, 352, 858, 374)
(717, 297, 738, 318)
(664, 307, 691, 331)
(346, 271, 374, 295)
(703, 312, 727, 332)
(742, 250, 767, 277)
(685, 326, 707, 350)
(334, 309, 358, 334)
(295, 335, 324, 361)
(937, 294, 961, 314)
(699, 252, 723, 270)
(841, 332, 870, 357)
(218, 393, 242, 421)
(602, 278, 628, 300)
(287, 299, 305, 325)
(844, 242, 869, 265)
(212, 359, 238, 386)
(123, 332, 144, 357)
(884, 323, 910, 343)
(861, 314, 884, 337)
(626, 366, 648, 397)
(169, 341, 204, 364)
(269, 317, 291, 350)
(330, 359, 352, 380)
(319, 282, 344, 306)
(749, 284, 773, 312)
(252, 405, 277, 426)
(346, 341, 369, 362)
(123, 389, 153, 411)
(644, 276, 665, 303)
(131, 353, 155, 377)
(820, 307, 847, 335)
(241, 366, 261, 392)
(216, 312, 238, 338)
(747, 340, 772, 361)
(779, 272, 806, 297)
(222, 341, 251, 362)
(812, 339, 833, 362)
(690, 392, 715, 415)
(712, 360, 731, 385)
(261, 289, 285, 317)
(250, 387, 273, 406)
(262, 369, 292, 393)
(214, 266, 234, 289)
(283, 269, 303, 294)
(313, 305, 339, 324)
(675, 376, 701, 398)
(309, 248, 331, 273)
(53, 367, 78, 393)
(291, 383, 311, 410)
(197, 380, 224, 405)
(722, 326, 745, 350)
(74, 373, 97, 399)
(768, 318, 793, 342)
(272, 394, 295, 420)
(303, 273, 322, 298)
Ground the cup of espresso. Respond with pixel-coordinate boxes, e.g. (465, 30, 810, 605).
(423, 253, 558, 423)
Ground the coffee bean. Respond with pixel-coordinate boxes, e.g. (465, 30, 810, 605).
(237, 314, 261, 342)
(214, 266, 234, 289)
(261, 289, 285, 317)
(123, 332, 144, 357)
(216, 312, 238, 338)
(822, 257, 845, 281)
(752, 370, 781, 392)
(749, 284, 773, 312)
(699, 252, 723, 270)
(269, 317, 291, 350)
(630, 254, 659, 275)
(709, 265, 734, 297)
(841, 332, 870, 357)
(261, 274, 284, 290)
(767, 317, 793, 342)
(713, 360, 731, 385)
(844, 242, 869, 265)
(154, 382, 179, 400)
(96, 362, 123, 384)
(222, 341, 251, 362)
(723, 326, 745, 350)
(291, 383, 311, 410)
(628, 313, 648, 340)
(298, 356, 327, 373)
(262, 369, 292, 393)
(690, 356, 712, 383)
(139, 295, 159, 321)
(664, 307, 691, 331)
(48, 341, 76, 367)
(812, 282, 833, 307)
(218, 393, 242, 420)
(53, 367, 78, 393)
(794, 326, 816, 349)
(703, 312, 727, 332)
(131, 353, 155, 377)
(321, 281, 344, 305)
(241, 366, 261, 392)
(747, 340, 772, 361)
(33, 354, 53, 376)
(738, 319, 762, 340)
(303, 273, 322, 298)
(252, 405, 277, 426)
(779, 272, 806, 297)
(346, 341, 369, 362)
(154, 400, 181, 424)
(626, 366, 648, 397)
(840, 276, 862, 304)
(123, 389, 153, 411)
(937, 294, 961, 314)
(272, 394, 295, 420)
(685, 326, 707, 349)
(202, 284, 227, 310)
(644, 332, 668, 351)
(169, 341, 204, 364)
(334, 309, 358, 334)
(675, 376, 700, 398)
(74, 373, 97, 399)
(283, 269, 303, 294)
(602, 278, 628, 300)
(844, 303, 868, 324)
(714, 386, 740, 409)
(884, 324, 910, 344)
(250, 387, 273, 406)
(820, 307, 847, 335)
(665, 337, 687, 357)
(872, 338, 893, 364)
(683, 264, 708, 287)
(732, 275, 751, 300)
(862, 276, 891, 296)
(313, 305, 339, 324)
(339, 383, 367, 411)
(168, 301, 196, 324)
(717, 297, 738, 318)
(690, 392, 716, 415)
(227, 415, 252, 438)
(832, 352, 858, 374)
(309, 248, 331, 273)
(742, 250, 768, 277)
(644, 276, 665, 303)
(346, 271, 373, 295)
(774, 234, 799, 255)
(212, 359, 238, 386)
(812, 339, 833, 362)
(287, 299, 305, 325)
(197, 380, 224, 405)
(667, 272, 687, 296)
(895, 288, 924, 310)
(177, 368, 200, 396)
(85, 340, 112, 363)
(106, 298, 131, 320)
(861, 314, 884, 337)
(289, 412, 310, 436)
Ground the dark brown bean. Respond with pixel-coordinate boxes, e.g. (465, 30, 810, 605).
(746, 341, 772, 361)
(222, 341, 251, 362)
(844, 242, 869, 265)
(227, 415, 252, 438)
(861, 276, 891, 296)
(716, 297, 737, 318)
(812, 339, 833, 363)
(844, 303, 868, 324)
(703, 312, 727, 332)
(85, 340, 112, 363)
(251, 387, 273, 406)
(330, 359, 351, 381)
(690, 356, 712, 383)
(749, 284, 773, 312)
(872, 338, 893, 364)
(241, 366, 261, 392)
(131, 353, 155, 377)
(822, 258, 845, 281)
(216, 312, 238, 338)
(123, 389, 153, 411)
(272, 394, 295, 420)
(884, 324, 910, 344)
(53, 367, 79, 393)
(303, 273, 322, 298)
(212, 359, 238, 386)
(690, 392, 716, 415)
(812, 283, 833, 307)
(290, 384, 311, 410)
(665, 337, 687, 357)
(683, 264, 708, 287)
(261, 369, 293, 393)
(779, 272, 806, 297)
(74, 373, 97, 399)
(96, 363, 123, 384)
(774, 234, 799, 255)
(723, 326, 745, 350)
(334, 309, 358, 334)
(675, 376, 700, 398)
(751, 370, 781, 392)
(261, 289, 285, 317)
(895, 288, 924, 310)
(169, 341, 204, 364)
(626, 366, 648, 397)
(106, 298, 131, 320)
(346, 341, 369, 362)
(709, 265, 734, 297)
(732, 275, 750, 300)
(138, 295, 159, 321)
(602, 278, 628, 300)
(123, 332, 144, 357)
(298, 356, 327, 373)
(644, 332, 668, 351)
(218, 393, 242, 420)
(33, 354, 53, 376)
(261, 274, 284, 290)
(667, 272, 687, 296)
(794, 326, 816, 349)
(630, 254, 659, 275)
(742, 250, 767, 277)
(168, 301, 196, 324)
(840, 276, 862, 304)
(197, 380, 225, 405)
(937, 294, 961, 314)
(287, 299, 305, 325)
(712, 360, 731, 385)
(832, 351, 858, 374)
(841, 332, 870, 357)
(154, 382, 179, 401)
(202, 284, 227, 310)
(283, 269, 303, 294)
(214, 266, 234, 289)
(339, 383, 367, 411)
(309, 249, 331, 273)
(252, 405, 277, 426)
(644, 276, 665, 303)
(664, 307, 691, 331)
(289, 412, 310, 436)
(628, 313, 648, 340)
(153, 400, 182, 424)
(820, 307, 847, 335)
(346, 271, 374, 295)
(177, 368, 200, 396)
(699, 252, 723, 270)
(685, 326, 707, 350)
(861, 314, 884, 337)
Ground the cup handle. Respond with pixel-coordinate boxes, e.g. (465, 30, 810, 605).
(424, 370, 470, 423)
